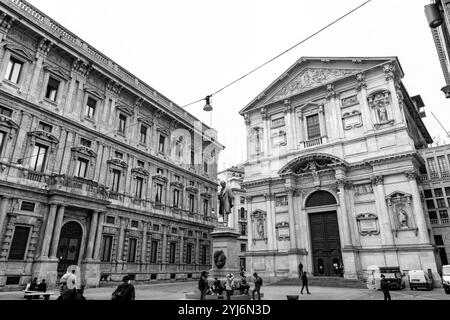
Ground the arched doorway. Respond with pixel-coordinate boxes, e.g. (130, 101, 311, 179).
(57, 221, 83, 274)
(306, 191, 342, 277)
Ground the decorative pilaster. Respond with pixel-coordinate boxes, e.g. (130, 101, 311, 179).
(335, 179, 353, 247)
(0, 13, 15, 40)
(40, 204, 58, 258)
(284, 99, 296, 151)
(85, 211, 99, 260)
(161, 225, 168, 266)
(141, 222, 148, 263)
(286, 187, 298, 250)
(355, 72, 367, 92)
(405, 171, 431, 244)
(0, 196, 11, 246)
(179, 228, 184, 264)
(116, 217, 126, 262)
(261, 107, 271, 157)
(93, 212, 105, 261)
(371, 176, 394, 246)
(264, 193, 276, 250)
(49, 205, 65, 259)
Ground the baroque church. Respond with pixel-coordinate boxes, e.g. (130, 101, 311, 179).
(239, 57, 440, 282)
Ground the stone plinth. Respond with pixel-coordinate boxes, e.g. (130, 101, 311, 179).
(80, 260, 100, 288)
(209, 226, 241, 280)
(31, 257, 59, 288)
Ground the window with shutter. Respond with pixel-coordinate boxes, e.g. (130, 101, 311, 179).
(8, 226, 30, 260)
(306, 114, 321, 140)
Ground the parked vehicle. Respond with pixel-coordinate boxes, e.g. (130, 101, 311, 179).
(408, 270, 433, 290)
(379, 267, 406, 290)
(366, 266, 405, 290)
(442, 265, 450, 294)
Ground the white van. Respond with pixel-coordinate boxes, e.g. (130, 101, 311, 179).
(442, 265, 450, 294)
(408, 270, 433, 291)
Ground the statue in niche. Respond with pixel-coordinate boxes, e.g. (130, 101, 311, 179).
(376, 100, 388, 122)
(255, 128, 262, 153)
(397, 208, 408, 229)
(257, 219, 265, 238)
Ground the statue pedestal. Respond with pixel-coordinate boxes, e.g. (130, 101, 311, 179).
(208, 226, 241, 280)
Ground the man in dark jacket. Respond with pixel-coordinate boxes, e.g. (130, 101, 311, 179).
(301, 272, 310, 294)
(198, 271, 209, 300)
(252, 273, 263, 300)
(112, 275, 135, 301)
(380, 275, 391, 300)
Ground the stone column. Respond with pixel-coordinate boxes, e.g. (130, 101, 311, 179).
(93, 212, 105, 261)
(85, 211, 99, 260)
(297, 111, 304, 147)
(264, 193, 275, 251)
(284, 100, 295, 151)
(318, 105, 327, 140)
(406, 172, 431, 244)
(49, 205, 66, 258)
(356, 73, 373, 133)
(141, 222, 148, 263)
(261, 108, 271, 157)
(40, 204, 58, 258)
(286, 188, 298, 250)
(179, 229, 184, 264)
(116, 217, 126, 262)
(0, 196, 11, 245)
(195, 230, 200, 265)
(246, 196, 253, 251)
(372, 176, 395, 246)
(336, 179, 352, 247)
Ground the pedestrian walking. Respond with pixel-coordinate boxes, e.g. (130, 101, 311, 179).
(380, 274, 391, 300)
(300, 272, 310, 294)
(298, 263, 304, 278)
(239, 272, 250, 294)
(252, 273, 263, 300)
(198, 271, 209, 300)
(111, 275, 135, 301)
(225, 273, 235, 300)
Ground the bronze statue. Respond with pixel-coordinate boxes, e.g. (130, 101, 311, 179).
(218, 181, 234, 226)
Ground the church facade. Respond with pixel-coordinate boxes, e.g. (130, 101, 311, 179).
(239, 57, 441, 282)
(0, 0, 223, 290)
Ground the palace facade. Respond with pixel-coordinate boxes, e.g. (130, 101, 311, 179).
(0, 0, 223, 290)
(239, 56, 441, 283)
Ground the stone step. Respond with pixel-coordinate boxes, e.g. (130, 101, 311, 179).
(275, 277, 366, 289)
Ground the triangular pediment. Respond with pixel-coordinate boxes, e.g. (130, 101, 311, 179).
(1, 41, 35, 61)
(44, 64, 70, 80)
(240, 57, 402, 115)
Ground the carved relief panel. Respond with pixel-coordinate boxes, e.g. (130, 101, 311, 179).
(386, 192, 418, 237)
(368, 90, 395, 129)
(251, 210, 268, 244)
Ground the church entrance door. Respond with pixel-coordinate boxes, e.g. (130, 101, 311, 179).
(309, 211, 342, 277)
(56, 221, 83, 275)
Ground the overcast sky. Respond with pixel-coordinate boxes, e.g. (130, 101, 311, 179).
(29, 0, 450, 170)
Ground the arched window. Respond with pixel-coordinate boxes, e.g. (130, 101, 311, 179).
(305, 191, 336, 208)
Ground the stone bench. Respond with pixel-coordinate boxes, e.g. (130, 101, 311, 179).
(23, 291, 56, 300)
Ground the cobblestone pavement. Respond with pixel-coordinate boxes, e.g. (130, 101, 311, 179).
(0, 281, 449, 300)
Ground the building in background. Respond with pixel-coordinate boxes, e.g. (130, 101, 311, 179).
(217, 165, 248, 271)
(0, 0, 223, 290)
(425, 0, 450, 98)
(420, 144, 450, 266)
(239, 56, 441, 283)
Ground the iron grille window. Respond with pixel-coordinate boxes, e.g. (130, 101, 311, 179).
(189, 194, 195, 212)
(437, 198, 446, 208)
(0, 106, 12, 117)
(85, 97, 97, 119)
(8, 226, 30, 260)
(201, 245, 207, 265)
(111, 169, 121, 193)
(203, 162, 208, 173)
(150, 240, 158, 263)
(153, 224, 160, 231)
(169, 242, 176, 264)
(20, 201, 35, 212)
(424, 189, 433, 198)
(275, 195, 288, 206)
(31, 144, 48, 172)
(75, 157, 89, 178)
(426, 200, 435, 209)
(6, 276, 20, 285)
(173, 189, 180, 208)
(240, 222, 247, 236)
(101, 235, 113, 262)
(188, 230, 193, 237)
(155, 183, 163, 203)
(437, 156, 449, 175)
(38, 122, 53, 133)
(203, 199, 209, 216)
(135, 177, 143, 199)
(118, 114, 127, 135)
(186, 244, 192, 264)
(140, 125, 147, 144)
(440, 210, 449, 219)
(127, 238, 137, 262)
(80, 138, 92, 148)
(171, 227, 177, 234)
(131, 220, 139, 228)
(446, 187, 450, 197)
(45, 77, 60, 101)
(435, 188, 444, 198)
(5, 57, 23, 83)
(105, 216, 115, 224)
(240, 243, 247, 252)
(306, 114, 321, 140)
(158, 135, 165, 153)
(429, 211, 438, 220)
(427, 158, 438, 175)
(434, 235, 444, 246)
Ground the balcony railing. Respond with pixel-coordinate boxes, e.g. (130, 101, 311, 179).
(26, 170, 45, 182)
(430, 219, 439, 225)
(442, 171, 450, 178)
(442, 218, 449, 224)
(303, 137, 323, 148)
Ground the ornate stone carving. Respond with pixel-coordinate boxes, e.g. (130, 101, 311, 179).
(28, 131, 59, 153)
(243, 113, 250, 126)
(341, 95, 359, 108)
(386, 191, 418, 236)
(342, 110, 363, 130)
(106, 79, 123, 96)
(371, 176, 384, 185)
(383, 63, 396, 81)
(269, 68, 357, 102)
(107, 158, 128, 170)
(353, 183, 373, 195)
(356, 72, 367, 91)
(261, 107, 268, 121)
(276, 222, 290, 240)
(405, 171, 419, 181)
(326, 83, 337, 99)
(72, 59, 92, 77)
(213, 250, 226, 269)
(368, 90, 392, 126)
(131, 167, 150, 177)
(336, 179, 352, 191)
(284, 99, 292, 114)
(0, 13, 15, 35)
(356, 213, 380, 236)
(36, 38, 53, 57)
(264, 193, 274, 201)
(251, 210, 268, 244)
